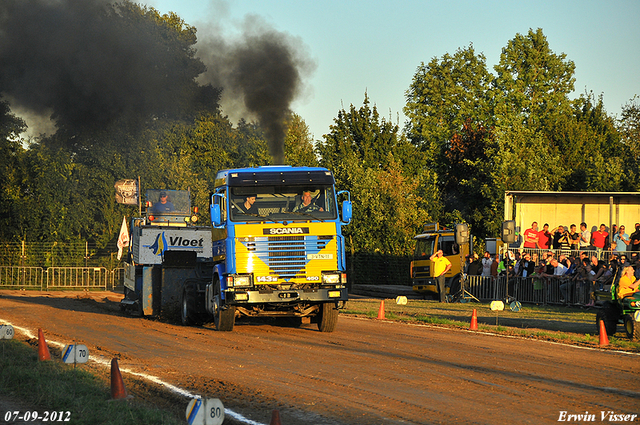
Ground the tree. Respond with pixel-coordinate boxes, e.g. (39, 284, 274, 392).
(619, 96, 640, 189)
(0, 99, 27, 240)
(493, 28, 576, 130)
(404, 44, 495, 165)
(284, 113, 318, 167)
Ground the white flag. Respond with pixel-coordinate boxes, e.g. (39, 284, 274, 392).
(117, 217, 130, 260)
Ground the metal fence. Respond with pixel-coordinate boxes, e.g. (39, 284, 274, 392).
(0, 241, 125, 290)
(0, 241, 120, 268)
(0, 266, 124, 290)
(464, 275, 606, 305)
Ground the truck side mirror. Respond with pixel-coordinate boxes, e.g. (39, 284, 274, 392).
(341, 200, 352, 224)
(210, 204, 221, 227)
(337, 190, 352, 225)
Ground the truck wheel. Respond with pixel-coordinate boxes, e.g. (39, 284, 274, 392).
(180, 287, 193, 326)
(623, 314, 640, 340)
(213, 278, 235, 332)
(317, 302, 338, 332)
(595, 303, 618, 336)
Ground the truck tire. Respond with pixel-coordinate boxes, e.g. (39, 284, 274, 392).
(624, 314, 640, 341)
(180, 286, 194, 326)
(317, 302, 338, 332)
(213, 278, 235, 332)
(595, 302, 618, 336)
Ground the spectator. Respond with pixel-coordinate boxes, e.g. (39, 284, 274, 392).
(592, 224, 609, 258)
(541, 258, 568, 280)
(590, 255, 601, 275)
(562, 257, 592, 304)
(619, 254, 630, 267)
(481, 251, 493, 277)
(497, 252, 515, 276)
(579, 222, 592, 250)
(552, 226, 570, 251)
(491, 255, 500, 278)
(595, 262, 613, 290)
(542, 258, 568, 302)
(463, 255, 473, 274)
(467, 253, 482, 276)
(630, 223, 640, 252)
(537, 223, 552, 250)
(613, 225, 630, 253)
(523, 222, 539, 250)
(517, 252, 535, 277)
(513, 251, 522, 275)
(568, 224, 580, 254)
(558, 253, 569, 268)
(578, 251, 588, 265)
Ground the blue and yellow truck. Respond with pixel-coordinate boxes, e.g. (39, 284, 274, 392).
(203, 166, 352, 331)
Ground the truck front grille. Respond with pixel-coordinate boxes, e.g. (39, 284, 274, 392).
(249, 235, 333, 279)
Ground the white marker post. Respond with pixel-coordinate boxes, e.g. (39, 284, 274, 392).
(0, 324, 14, 357)
(61, 344, 89, 366)
(490, 300, 505, 325)
(0, 324, 14, 340)
(186, 398, 225, 425)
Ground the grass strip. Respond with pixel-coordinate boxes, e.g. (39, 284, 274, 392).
(342, 298, 640, 352)
(0, 338, 183, 425)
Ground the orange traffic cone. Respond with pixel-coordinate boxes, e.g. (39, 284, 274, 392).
(598, 320, 609, 346)
(470, 309, 478, 331)
(110, 358, 132, 400)
(38, 328, 51, 361)
(376, 300, 385, 320)
(269, 410, 282, 425)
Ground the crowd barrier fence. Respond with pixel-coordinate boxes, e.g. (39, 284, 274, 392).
(464, 274, 607, 305)
(0, 266, 125, 291)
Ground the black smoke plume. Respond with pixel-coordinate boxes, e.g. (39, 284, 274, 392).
(0, 0, 313, 162)
(197, 16, 314, 164)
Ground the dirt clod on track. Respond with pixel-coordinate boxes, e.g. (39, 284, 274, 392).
(1, 290, 639, 425)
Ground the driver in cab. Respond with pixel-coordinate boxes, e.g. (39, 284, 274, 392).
(293, 190, 323, 213)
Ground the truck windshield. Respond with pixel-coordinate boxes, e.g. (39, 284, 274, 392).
(414, 237, 436, 260)
(146, 190, 191, 216)
(229, 185, 337, 222)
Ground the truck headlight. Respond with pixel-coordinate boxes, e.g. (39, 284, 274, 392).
(322, 273, 341, 284)
(230, 275, 252, 287)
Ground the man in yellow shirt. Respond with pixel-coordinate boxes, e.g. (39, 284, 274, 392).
(430, 249, 452, 303)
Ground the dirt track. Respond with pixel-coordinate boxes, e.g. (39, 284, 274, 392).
(1, 290, 639, 425)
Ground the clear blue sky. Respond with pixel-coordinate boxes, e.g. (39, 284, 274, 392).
(148, 0, 640, 142)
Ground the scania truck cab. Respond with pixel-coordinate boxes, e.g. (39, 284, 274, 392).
(207, 166, 352, 332)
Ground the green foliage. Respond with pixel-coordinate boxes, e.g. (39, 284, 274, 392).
(404, 43, 495, 159)
(318, 94, 436, 255)
(0, 100, 27, 240)
(619, 96, 640, 189)
(493, 28, 576, 128)
(284, 113, 318, 167)
(404, 27, 629, 240)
